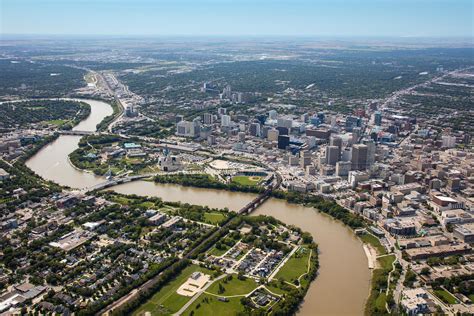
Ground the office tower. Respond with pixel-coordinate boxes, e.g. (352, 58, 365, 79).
(352, 127, 361, 143)
(249, 122, 261, 137)
(351, 144, 368, 170)
(223, 85, 232, 98)
(269, 110, 278, 120)
(202, 113, 213, 125)
(207, 135, 216, 145)
(326, 145, 341, 166)
(330, 115, 337, 127)
(261, 125, 271, 138)
(363, 139, 376, 167)
(277, 118, 292, 129)
(276, 126, 289, 136)
(373, 111, 382, 126)
(330, 135, 343, 149)
(278, 135, 290, 150)
(345, 116, 361, 132)
(221, 114, 231, 127)
(300, 150, 312, 168)
(267, 129, 279, 142)
(192, 117, 201, 137)
(238, 132, 246, 142)
(218, 107, 227, 116)
(336, 161, 352, 177)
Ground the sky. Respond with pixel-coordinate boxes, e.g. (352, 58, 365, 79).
(1, 0, 473, 37)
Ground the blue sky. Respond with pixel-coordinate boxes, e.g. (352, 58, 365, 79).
(1, 0, 473, 37)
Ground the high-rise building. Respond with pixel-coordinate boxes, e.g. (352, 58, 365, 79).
(276, 126, 289, 136)
(221, 115, 231, 127)
(345, 116, 361, 132)
(277, 118, 292, 129)
(373, 111, 382, 126)
(442, 135, 456, 148)
(277, 135, 290, 150)
(268, 110, 278, 120)
(261, 125, 271, 138)
(363, 139, 376, 167)
(326, 146, 341, 166)
(218, 107, 227, 116)
(330, 135, 343, 149)
(300, 150, 312, 168)
(336, 161, 352, 177)
(301, 113, 309, 123)
(202, 113, 214, 125)
(267, 129, 279, 142)
(238, 132, 246, 142)
(249, 122, 261, 137)
(351, 144, 368, 170)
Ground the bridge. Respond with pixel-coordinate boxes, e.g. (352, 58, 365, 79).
(238, 173, 281, 214)
(83, 174, 153, 192)
(58, 130, 96, 136)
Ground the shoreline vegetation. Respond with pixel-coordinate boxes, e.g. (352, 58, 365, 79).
(96, 99, 123, 132)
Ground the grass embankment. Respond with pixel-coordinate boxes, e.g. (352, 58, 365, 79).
(275, 246, 311, 286)
(365, 252, 396, 316)
(360, 233, 387, 255)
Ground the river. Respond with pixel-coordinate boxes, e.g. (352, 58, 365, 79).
(26, 99, 370, 315)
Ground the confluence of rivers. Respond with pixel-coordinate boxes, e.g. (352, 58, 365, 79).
(25, 99, 370, 315)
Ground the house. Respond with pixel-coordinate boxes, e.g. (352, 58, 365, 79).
(0, 168, 10, 181)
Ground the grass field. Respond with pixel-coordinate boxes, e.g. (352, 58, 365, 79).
(231, 175, 262, 186)
(433, 289, 458, 305)
(274, 246, 310, 284)
(208, 245, 230, 257)
(360, 233, 387, 255)
(207, 275, 258, 296)
(183, 293, 245, 316)
(45, 119, 67, 126)
(203, 212, 226, 225)
(133, 265, 215, 316)
(374, 292, 387, 311)
(377, 255, 396, 270)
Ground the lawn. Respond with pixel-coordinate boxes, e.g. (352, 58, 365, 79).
(374, 292, 387, 311)
(183, 293, 246, 316)
(133, 265, 216, 316)
(274, 246, 310, 283)
(469, 294, 474, 303)
(231, 175, 262, 186)
(360, 233, 387, 255)
(208, 245, 230, 257)
(377, 255, 396, 271)
(203, 212, 226, 225)
(433, 289, 458, 305)
(45, 119, 67, 126)
(207, 275, 258, 296)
